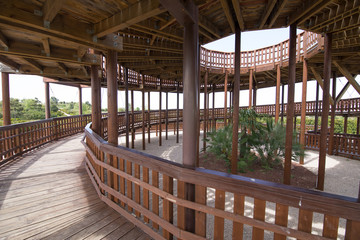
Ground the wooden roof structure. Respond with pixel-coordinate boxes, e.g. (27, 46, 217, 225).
(0, 0, 359, 91)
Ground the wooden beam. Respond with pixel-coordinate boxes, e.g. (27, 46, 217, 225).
(199, 15, 222, 38)
(95, 0, 166, 38)
(150, 18, 176, 45)
(335, 82, 350, 103)
(42, 38, 50, 56)
(23, 58, 43, 72)
(42, 0, 65, 23)
(220, 0, 235, 33)
(0, 55, 20, 70)
(231, 0, 245, 31)
(310, 66, 335, 105)
(333, 60, 360, 95)
(158, 0, 197, 26)
(288, 0, 333, 26)
(57, 62, 68, 74)
(0, 30, 9, 48)
(259, 0, 277, 29)
(268, 0, 288, 28)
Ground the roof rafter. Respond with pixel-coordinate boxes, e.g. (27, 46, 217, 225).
(0, 55, 20, 71)
(94, 0, 166, 38)
(289, 0, 334, 26)
(268, 0, 288, 28)
(23, 58, 44, 72)
(0, 30, 9, 48)
(231, 0, 245, 31)
(259, 0, 277, 29)
(42, 0, 65, 24)
(220, 0, 235, 33)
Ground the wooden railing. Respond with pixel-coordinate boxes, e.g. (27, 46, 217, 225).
(83, 122, 360, 240)
(0, 115, 91, 165)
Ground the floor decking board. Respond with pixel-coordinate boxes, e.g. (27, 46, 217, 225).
(0, 134, 150, 240)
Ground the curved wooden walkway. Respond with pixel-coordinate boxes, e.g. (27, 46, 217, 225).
(0, 134, 149, 240)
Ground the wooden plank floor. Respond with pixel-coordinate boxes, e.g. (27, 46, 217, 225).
(0, 134, 150, 240)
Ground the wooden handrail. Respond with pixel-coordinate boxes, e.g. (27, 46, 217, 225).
(83, 120, 360, 239)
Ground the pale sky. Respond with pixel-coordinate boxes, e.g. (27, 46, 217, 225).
(1, 27, 359, 110)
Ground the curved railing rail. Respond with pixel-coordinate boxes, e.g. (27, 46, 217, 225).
(83, 120, 360, 240)
(1, 97, 359, 165)
(115, 31, 323, 89)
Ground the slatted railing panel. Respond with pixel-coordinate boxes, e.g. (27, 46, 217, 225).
(83, 124, 360, 240)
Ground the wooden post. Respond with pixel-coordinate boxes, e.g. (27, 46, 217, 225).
(91, 65, 101, 135)
(224, 71, 228, 126)
(142, 89, 145, 150)
(249, 69, 253, 108)
(107, 49, 118, 145)
(357, 117, 360, 135)
(131, 90, 135, 149)
(344, 116, 348, 134)
(317, 33, 332, 191)
(315, 82, 320, 132)
(275, 65, 281, 122)
(44, 81, 50, 120)
(253, 81, 257, 108)
(212, 84, 216, 130)
(148, 91, 151, 143)
(166, 91, 168, 140)
(159, 80, 162, 146)
(284, 24, 297, 185)
(300, 60, 308, 164)
(78, 86, 82, 115)
(231, 26, 241, 174)
(176, 82, 179, 143)
(281, 83, 285, 125)
(329, 72, 336, 155)
(125, 68, 130, 148)
(183, 12, 199, 233)
(203, 71, 208, 152)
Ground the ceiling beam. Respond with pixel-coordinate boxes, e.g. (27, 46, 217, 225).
(158, 0, 197, 26)
(94, 0, 166, 38)
(42, 38, 50, 56)
(0, 55, 20, 70)
(23, 58, 44, 72)
(259, 0, 277, 29)
(310, 66, 335, 105)
(288, 0, 333, 26)
(333, 60, 360, 95)
(57, 62, 68, 74)
(150, 18, 176, 45)
(268, 0, 288, 28)
(0, 30, 9, 48)
(220, 0, 235, 33)
(231, 0, 245, 31)
(42, 0, 65, 24)
(199, 15, 222, 38)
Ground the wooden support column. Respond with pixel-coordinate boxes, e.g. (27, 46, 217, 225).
(212, 84, 216, 130)
(357, 117, 360, 135)
(159, 81, 162, 146)
(91, 65, 101, 135)
(131, 90, 135, 149)
(106, 49, 118, 202)
(231, 26, 241, 174)
(224, 71, 228, 126)
(329, 72, 336, 155)
(44, 81, 50, 120)
(314, 82, 320, 132)
(107, 50, 118, 145)
(281, 83, 285, 125)
(284, 24, 297, 185)
(142, 89, 145, 150)
(165, 91, 168, 140)
(125, 68, 130, 148)
(78, 86, 82, 115)
(2, 73, 10, 125)
(182, 9, 199, 233)
(176, 82, 179, 143)
(249, 69, 253, 108)
(275, 65, 281, 122)
(317, 32, 332, 191)
(300, 60, 308, 164)
(253, 81, 257, 108)
(203, 71, 208, 152)
(148, 91, 151, 143)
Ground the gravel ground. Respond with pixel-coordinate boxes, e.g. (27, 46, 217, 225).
(118, 131, 359, 239)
